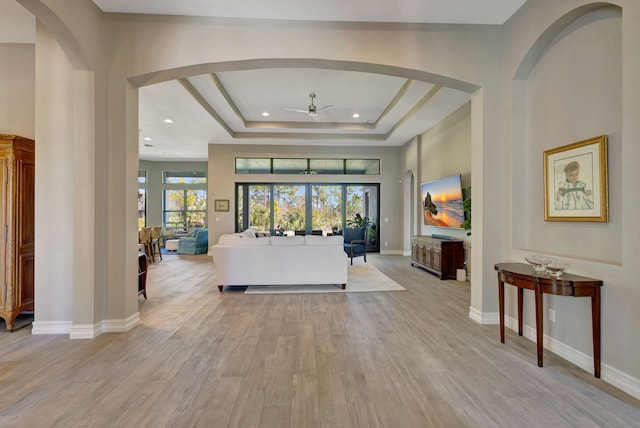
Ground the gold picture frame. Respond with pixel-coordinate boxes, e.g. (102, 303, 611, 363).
(543, 135, 608, 222)
(214, 199, 229, 212)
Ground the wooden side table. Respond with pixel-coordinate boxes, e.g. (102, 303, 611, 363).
(494, 262, 603, 377)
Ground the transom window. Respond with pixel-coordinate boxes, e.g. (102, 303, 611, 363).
(163, 170, 207, 184)
(235, 158, 380, 175)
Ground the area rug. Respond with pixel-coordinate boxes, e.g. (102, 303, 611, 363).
(244, 263, 406, 294)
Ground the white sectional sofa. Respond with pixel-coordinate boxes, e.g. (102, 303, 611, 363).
(211, 234, 348, 291)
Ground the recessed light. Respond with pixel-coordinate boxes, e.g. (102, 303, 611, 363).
(163, 118, 173, 123)
(352, 113, 360, 118)
(143, 137, 152, 141)
(262, 112, 270, 117)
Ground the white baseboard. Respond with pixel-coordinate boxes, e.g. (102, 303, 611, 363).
(70, 324, 103, 339)
(31, 321, 72, 335)
(504, 315, 640, 400)
(34, 313, 140, 339)
(70, 313, 140, 339)
(603, 362, 640, 400)
(379, 249, 403, 255)
(468, 307, 499, 324)
(402, 250, 411, 256)
(103, 312, 140, 333)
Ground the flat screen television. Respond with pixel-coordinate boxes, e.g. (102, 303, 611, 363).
(421, 174, 464, 228)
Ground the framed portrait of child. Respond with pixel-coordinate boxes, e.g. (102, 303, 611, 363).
(543, 135, 608, 222)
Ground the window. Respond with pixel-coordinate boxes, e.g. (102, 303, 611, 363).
(235, 158, 271, 174)
(273, 184, 306, 233)
(163, 170, 206, 184)
(309, 159, 344, 174)
(272, 158, 307, 175)
(163, 189, 207, 228)
(236, 183, 379, 250)
(311, 185, 343, 234)
(138, 170, 147, 227)
(346, 159, 380, 175)
(246, 185, 271, 232)
(162, 170, 207, 229)
(138, 189, 146, 228)
(235, 157, 380, 175)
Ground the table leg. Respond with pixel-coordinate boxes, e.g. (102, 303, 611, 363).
(592, 287, 601, 378)
(535, 289, 544, 367)
(499, 280, 505, 343)
(518, 287, 524, 336)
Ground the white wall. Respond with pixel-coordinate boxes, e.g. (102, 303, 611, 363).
(0, 44, 34, 138)
(23, 0, 109, 337)
(519, 8, 622, 263)
(418, 102, 471, 240)
(503, 1, 640, 394)
(400, 137, 419, 255)
(401, 102, 472, 277)
(33, 23, 74, 331)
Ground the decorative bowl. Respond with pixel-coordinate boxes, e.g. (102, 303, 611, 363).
(545, 262, 568, 278)
(524, 256, 557, 274)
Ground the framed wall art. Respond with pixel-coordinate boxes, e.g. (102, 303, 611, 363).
(543, 135, 608, 222)
(214, 199, 229, 212)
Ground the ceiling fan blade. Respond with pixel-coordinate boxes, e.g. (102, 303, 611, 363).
(284, 108, 309, 113)
(315, 104, 335, 112)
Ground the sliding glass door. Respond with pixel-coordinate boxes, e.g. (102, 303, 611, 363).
(311, 185, 343, 235)
(273, 184, 306, 235)
(246, 184, 270, 232)
(236, 183, 379, 251)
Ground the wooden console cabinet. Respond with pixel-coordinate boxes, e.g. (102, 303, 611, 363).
(0, 135, 35, 331)
(411, 235, 464, 279)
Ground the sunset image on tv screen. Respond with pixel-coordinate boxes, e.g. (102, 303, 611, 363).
(421, 175, 464, 228)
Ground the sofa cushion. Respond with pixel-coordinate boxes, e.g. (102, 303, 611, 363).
(304, 235, 344, 246)
(218, 234, 270, 246)
(269, 235, 305, 246)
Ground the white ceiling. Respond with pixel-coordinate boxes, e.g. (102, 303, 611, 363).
(1, 0, 527, 161)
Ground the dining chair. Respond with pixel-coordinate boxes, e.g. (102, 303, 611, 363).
(138, 227, 154, 263)
(150, 226, 163, 262)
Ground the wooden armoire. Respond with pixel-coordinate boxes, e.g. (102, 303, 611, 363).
(0, 135, 34, 331)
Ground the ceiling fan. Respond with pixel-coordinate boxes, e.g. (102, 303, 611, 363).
(284, 93, 334, 119)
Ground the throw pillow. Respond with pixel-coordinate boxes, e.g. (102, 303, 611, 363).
(238, 227, 258, 238)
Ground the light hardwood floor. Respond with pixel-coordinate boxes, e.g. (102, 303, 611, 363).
(0, 254, 639, 427)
